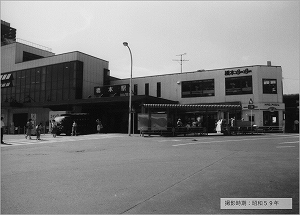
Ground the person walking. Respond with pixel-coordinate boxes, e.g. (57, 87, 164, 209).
(25, 119, 33, 139)
(72, 121, 77, 136)
(1, 117, 5, 144)
(36, 123, 42, 140)
(51, 120, 57, 138)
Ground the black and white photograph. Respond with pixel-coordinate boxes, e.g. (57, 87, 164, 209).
(1, 1, 299, 214)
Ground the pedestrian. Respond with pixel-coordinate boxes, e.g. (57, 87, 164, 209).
(36, 123, 42, 140)
(72, 121, 77, 136)
(25, 119, 33, 139)
(51, 120, 57, 138)
(1, 117, 5, 144)
(96, 119, 103, 134)
(216, 119, 222, 133)
(177, 118, 183, 127)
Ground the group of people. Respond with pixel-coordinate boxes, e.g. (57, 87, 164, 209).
(0, 117, 104, 143)
(24, 119, 43, 140)
(176, 117, 203, 129)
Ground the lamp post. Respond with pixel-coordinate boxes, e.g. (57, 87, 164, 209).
(123, 42, 133, 136)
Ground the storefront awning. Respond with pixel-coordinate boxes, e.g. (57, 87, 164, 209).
(143, 103, 241, 110)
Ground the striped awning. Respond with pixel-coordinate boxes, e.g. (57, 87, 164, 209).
(1, 73, 12, 81)
(143, 103, 241, 110)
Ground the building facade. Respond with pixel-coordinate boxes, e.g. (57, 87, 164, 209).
(111, 64, 285, 131)
(1, 21, 285, 134)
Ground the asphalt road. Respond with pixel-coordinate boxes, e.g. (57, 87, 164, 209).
(1, 133, 299, 214)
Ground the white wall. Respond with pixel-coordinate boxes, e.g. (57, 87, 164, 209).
(112, 66, 283, 105)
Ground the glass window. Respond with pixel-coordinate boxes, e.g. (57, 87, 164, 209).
(225, 76, 252, 95)
(35, 91, 40, 102)
(40, 91, 45, 102)
(157, 82, 161, 97)
(57, 64, 64, 89)
(46, 91, 51, 101)
(46, 65, 52, 83)
(182, 79, 215, 98)
(263, 79, 277, 94)
(52, 65, 58, 88)
(51, 90, 57, 101)
(57, 89, 63, 101)
(145, 83, 149, 96)
(134, 84, 138, 95)
(70, 89, 76, 100)
(62, 88, 70, 100)
(20, 70, 25, 86)
(1, 88, 7, 102)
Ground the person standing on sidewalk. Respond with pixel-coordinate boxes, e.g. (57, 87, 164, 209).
(25, 119, 33, 139)
(51, 120, 57, 138)
(1, 117, 5, 144)
(72, 121, 77, 136)
(96, 119, 103, 134)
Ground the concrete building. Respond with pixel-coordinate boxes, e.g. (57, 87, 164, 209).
(1, 20, 285, 134)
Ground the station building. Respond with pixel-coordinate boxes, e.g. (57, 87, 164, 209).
(1, 20, 285, 133)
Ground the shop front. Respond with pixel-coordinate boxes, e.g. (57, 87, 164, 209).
(141, 102, 242, 134)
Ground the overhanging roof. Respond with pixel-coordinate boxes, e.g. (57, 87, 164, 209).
(143, 102, 241, 110)
(43, 95, 178, 110)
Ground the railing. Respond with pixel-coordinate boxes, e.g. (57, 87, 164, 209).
(223, 125, 284, 135)
(256, 126, 284, 133)
(16, 38, 53, 52)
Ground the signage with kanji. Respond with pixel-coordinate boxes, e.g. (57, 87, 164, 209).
(94, 84, 129, 97)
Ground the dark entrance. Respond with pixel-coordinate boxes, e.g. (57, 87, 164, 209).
(13, 113, 28, 134)
(263, 111, 279, 126)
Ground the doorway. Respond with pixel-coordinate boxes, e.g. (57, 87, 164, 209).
(263, 111, 279, 126)
(13, 113, 28, 134)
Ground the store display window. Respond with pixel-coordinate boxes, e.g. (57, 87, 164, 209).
(225, 76, 252, 95)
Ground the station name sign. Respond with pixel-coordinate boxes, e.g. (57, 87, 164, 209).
(94, 84, 129, 97)
(225, 68, 252, 76)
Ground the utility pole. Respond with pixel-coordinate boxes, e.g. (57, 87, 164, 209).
(173, 53, 189, 73)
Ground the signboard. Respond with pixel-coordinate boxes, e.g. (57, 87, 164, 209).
(138, 113, 168, 131)
(150, 114, 167, 131)
(138, 114, 149, 131)
(94, 84, 129, 97)
(225, 68, 252, 76)
(31, 113, 36, 121)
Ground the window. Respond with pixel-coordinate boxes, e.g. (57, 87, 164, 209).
(134, 84, 138, 95)
(248, 115, 254, 122)
(263, 79, 277, 94)
(23, 51, 43, 62)
(145, 83, 149, 96)
(157, 82, 161, 97)
(225, 76, 252, 95)
(182, 79, 214, 98)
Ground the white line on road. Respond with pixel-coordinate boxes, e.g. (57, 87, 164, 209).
(276, 146, 296, 148)
(1, 134, 123, 147)
(172, 135, 299, 147)
(278, 141, 299, 144)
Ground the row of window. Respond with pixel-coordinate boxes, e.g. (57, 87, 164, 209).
(1, 61, 83, 103)
(137, 76, 277, 98)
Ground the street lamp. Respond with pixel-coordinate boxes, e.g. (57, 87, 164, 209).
(123, 42, 133, 136)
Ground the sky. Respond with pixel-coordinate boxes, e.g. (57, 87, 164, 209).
(1, 1, 299, 94)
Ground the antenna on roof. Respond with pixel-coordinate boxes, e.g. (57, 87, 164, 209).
(173, 53, 189, 73)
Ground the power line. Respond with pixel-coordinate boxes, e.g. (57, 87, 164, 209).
(173, 53, 189, 73)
